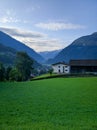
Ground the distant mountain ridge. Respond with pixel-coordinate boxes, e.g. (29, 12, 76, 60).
(39, 49, 62, 60)
(1, 31, 97, 65)
(0, 43, 42, 68)
(47, 32, 97, 64)
(0, 31, 45, 63)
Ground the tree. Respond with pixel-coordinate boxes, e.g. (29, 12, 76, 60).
(48, 68, 53, 76)
(15, 52, 33, 81)
(5, 66, 12, 80)
(9, 68, 22, 81)
(0, 62, 5, 81)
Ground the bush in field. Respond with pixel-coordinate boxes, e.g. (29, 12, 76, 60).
(48, 68, 53, 76)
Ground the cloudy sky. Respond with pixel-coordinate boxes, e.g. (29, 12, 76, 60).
(0, 0, 97, 52)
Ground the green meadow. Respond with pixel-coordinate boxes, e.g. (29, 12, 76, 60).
(0, 77, 97, 130)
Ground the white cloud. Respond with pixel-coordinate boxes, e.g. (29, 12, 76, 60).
(0, 9, 29, 24)
(0, 16, 21, 23)
(0, 27, 65, 52)
(21, 38, 64, 52)
(0, 27, 46, 38)
(35, 22, 85, 31)
(0, 9, 21, 24)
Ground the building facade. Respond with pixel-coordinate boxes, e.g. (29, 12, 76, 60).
(70, 60, 97, 74)
(52, 62, 70, 74)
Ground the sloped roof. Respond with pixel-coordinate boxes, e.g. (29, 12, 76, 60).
(52, 62, 68, 66)
(70, 60, 97, 66)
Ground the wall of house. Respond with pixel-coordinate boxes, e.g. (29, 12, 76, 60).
(70, 66, 97, 73)
(52, 64, 70, 74)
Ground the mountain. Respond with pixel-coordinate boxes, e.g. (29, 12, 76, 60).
(39, 49, 62, 60)
(0, 43, 42, 68)
(0, 43, 16, 66)
(48, 32, 97, 64)
(0, 31, 45, 63)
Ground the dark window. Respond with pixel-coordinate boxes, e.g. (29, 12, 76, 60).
(63, 66, 65, 73)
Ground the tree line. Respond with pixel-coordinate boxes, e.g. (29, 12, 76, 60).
(0, 52, 33, 81)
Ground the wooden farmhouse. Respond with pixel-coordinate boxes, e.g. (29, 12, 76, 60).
(52, 60, 97, 74)
(70, 60, 97, 74)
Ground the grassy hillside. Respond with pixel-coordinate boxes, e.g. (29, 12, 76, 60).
(0, 77, 97, 130)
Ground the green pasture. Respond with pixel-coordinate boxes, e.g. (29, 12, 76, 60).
(0, 77, 97, 130)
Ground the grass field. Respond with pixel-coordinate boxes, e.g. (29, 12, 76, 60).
(0, 77, 97, 130)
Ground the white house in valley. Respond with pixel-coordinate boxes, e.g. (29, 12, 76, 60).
(52, 62, 70, 74)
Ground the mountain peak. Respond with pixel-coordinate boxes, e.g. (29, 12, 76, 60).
(48, 32, 97, 64)
(0, 31, 45, 63)
(92, 32, 97, 35)
(71, 32, 97, 46)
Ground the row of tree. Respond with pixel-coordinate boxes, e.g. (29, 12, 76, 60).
(0, 52, 33, 81)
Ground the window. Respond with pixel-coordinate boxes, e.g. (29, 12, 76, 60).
(58, 66, 60, 68)
(58, 69, 60, 73)
(63, 66, 65, 73)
